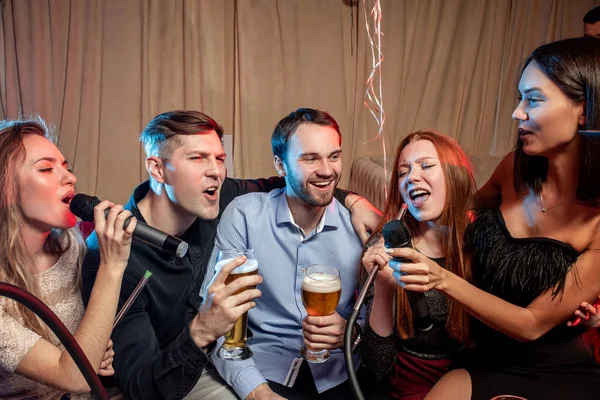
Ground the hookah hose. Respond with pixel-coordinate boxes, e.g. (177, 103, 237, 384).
(0, 282, 109, 400)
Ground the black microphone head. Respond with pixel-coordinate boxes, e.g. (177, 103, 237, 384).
(382, 219, 412, 249)
(70, 194, 101, 222)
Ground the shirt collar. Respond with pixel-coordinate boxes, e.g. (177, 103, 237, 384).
(273, 188, 341, 235)
(127, 180, 206, 262)
(126, 180, 150, 223)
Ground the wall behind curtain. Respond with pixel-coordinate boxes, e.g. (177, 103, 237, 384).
(1, 0, 598, 203)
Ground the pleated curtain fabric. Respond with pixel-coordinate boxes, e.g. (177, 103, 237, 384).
(0, 0, 597, 203)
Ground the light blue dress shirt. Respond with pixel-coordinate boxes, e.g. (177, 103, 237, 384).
(200, 188, 364, 399)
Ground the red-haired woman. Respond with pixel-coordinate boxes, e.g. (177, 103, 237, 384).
(360, 130, 475, 400)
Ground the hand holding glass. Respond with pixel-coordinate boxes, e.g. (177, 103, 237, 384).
(215, 249, 259, 361)
(301, 265, 342, 363)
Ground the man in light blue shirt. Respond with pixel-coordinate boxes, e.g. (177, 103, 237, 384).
(201, 108, 366, 399)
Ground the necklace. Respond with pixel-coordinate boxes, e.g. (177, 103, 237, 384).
(539, 194, 573, 213)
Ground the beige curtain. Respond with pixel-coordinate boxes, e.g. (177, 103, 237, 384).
(1, 0, 598, 203)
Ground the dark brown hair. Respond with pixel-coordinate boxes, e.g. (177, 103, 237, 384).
(513, 37, 600, 203)
(139, 110, 224, 158)
(271, 108, 341, 163)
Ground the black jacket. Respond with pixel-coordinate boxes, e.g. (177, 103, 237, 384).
(81, 177, 350, 400)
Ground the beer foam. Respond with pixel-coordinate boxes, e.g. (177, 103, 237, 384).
(215, 257, 259, 274)
(302, 274, 341, 293)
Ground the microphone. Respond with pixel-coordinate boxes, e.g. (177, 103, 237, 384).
(70, 194, 189, 258)
(382, 218, 433, 332)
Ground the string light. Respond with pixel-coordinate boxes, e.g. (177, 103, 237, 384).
(362, 0, 387, 200)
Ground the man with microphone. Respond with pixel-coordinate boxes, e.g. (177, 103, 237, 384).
(81, 110, 381, 400)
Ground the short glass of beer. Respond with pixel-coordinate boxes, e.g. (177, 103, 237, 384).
(215, 248, 259, 361)
(300, 264, 342, 363)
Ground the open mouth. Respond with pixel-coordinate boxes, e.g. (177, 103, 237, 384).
(409, 189, 430, 206)
(310, 180, 334, 191)
(61, 193, 74, 205)
(203, 186, 219, 200)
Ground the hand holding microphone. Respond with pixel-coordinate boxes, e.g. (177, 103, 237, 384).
(346, 204, 416, 400)
(70, 194, 189, 258)
(359, 206, 434, 332)
(356, 204, 410, 315)
(77, 199, 137, 274)
(383, 219, 433, 332)
(387, 246, 449, 295)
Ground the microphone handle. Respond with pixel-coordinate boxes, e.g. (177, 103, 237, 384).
(406, 291, 433, 331)
(394, 253, 433, 332)
(102, 209, 188, 258)
(391, 238, 433, 332)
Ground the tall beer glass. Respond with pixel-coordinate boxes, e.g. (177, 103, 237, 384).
(215, 249, 259, 361)
(300, 264, 341, 363)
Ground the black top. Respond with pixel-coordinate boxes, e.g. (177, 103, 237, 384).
(465, 208, 587, 367)
(468, 208, 579, 306)
(361, 257, 463, 380)
(464, 208, 600, 400)
(81, 177, 351, 400)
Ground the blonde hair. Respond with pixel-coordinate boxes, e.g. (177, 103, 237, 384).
(0, 117, 84, 342)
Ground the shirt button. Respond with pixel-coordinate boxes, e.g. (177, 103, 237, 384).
(300, 268, 305, 274)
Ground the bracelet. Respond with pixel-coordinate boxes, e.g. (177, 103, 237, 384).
(349, 196, 363, 211)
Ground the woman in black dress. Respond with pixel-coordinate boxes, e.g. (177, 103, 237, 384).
(384, 36, 600, 400)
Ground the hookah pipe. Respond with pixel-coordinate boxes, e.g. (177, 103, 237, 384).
(0, 282, 109, 400)
(345, 204, 409, 400)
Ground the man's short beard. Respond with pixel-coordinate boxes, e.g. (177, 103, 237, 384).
(287, 173, 339, 207)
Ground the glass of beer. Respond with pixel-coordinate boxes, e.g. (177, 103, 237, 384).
(300, 264, 342, 363)
(215, 249, 259, 361)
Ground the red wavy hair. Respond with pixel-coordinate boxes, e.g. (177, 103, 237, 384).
(371, 130, 475, 343)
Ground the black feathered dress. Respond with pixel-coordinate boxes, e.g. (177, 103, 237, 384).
(463, 208, 600, 400)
